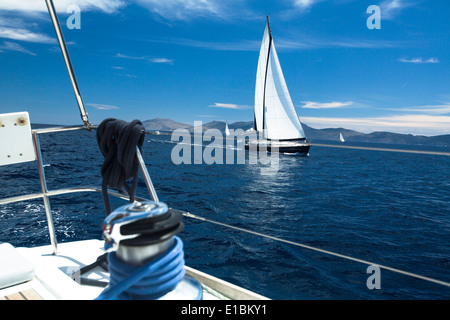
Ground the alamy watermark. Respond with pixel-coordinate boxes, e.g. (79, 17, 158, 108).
(170, 121, 279, 175)
(367, 5, 381, 30)
(67, 5, 81, 30)
(366, 265, 381, 290)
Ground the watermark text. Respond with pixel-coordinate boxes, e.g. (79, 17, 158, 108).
(170, 121, 279, 175)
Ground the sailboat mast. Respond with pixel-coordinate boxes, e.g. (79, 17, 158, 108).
(266, 14, 272, 37)
(261, 15, 272, 139)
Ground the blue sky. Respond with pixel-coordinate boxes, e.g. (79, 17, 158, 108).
(0, 0, 449, 136)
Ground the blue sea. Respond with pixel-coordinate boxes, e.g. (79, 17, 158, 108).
(1, 129, 449, 300)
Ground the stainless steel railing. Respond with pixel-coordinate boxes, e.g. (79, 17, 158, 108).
(0, 125, 158, 255)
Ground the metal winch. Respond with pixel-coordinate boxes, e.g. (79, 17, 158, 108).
(99, 201, 202, 300)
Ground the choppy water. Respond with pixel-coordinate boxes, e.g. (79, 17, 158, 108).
(1, 129, 449, 299)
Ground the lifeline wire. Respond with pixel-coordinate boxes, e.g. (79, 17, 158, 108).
(312, 143, 450, 156)
(184, 212, 450, 289)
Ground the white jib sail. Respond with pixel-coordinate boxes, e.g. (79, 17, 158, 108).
(254, 20, 306, 141)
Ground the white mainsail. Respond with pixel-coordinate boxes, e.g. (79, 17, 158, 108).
(339, 132, 345, 142)
(225, 121, 230, 136)
(254, 23, 270, 134)
(254, 17, 306, 141)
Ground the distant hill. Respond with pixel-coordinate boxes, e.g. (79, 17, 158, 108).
(143, 118, 450, 148)
(28, 119, 450, 148)
(142, 118, 191, 132)
(302, 124, 450, 147)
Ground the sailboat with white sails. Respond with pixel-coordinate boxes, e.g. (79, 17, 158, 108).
(246, 16, 311, 155)
(225, 121, 230, 136)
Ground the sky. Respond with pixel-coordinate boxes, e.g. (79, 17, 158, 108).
(0, 0, 449, 136)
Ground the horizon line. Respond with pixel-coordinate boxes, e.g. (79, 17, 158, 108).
(30, 119, 450, 138)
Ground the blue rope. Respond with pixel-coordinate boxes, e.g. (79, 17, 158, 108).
(96, 236, 186, 300)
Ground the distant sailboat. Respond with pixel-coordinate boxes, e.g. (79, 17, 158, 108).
(246, 16, 311, 155)
(339, 132, 345, 143)
(225, 121, 230, 136)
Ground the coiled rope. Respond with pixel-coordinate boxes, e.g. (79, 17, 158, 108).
(96, 236, 186, 300)
(96, 118, 145, 215)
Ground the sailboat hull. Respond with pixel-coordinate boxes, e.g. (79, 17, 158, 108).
(245, 139, 311, 155)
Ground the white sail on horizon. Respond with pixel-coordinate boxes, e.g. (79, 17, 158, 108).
(254, 18, 306, 141)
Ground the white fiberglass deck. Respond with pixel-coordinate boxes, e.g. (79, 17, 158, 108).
(1, 240, 108, 300)
(0, 240, 267, 300)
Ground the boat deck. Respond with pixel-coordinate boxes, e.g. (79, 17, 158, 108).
(1, 289, 43, 300)
(0, 240, 110, 300)
(0, 240, 268, 300)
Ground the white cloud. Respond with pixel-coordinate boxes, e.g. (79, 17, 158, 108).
(133, 0, 222, 20)
(301, 101, 354, 109)
(302, 114, 450, 136)
(293, 0, 324, 10)
(0, 1, 125, 44)
(142, 34, 403, 53)
(209, 103, 251, 110)
(379, 0, 414, 20)
(0, 41, 36, 55)
(381, 0, 403, 10)
(0, 15, 55, 44)
(86, 103, 119, 110)
(385, 103, 450, 115)
(0, 0, 125, 14)
(399, 57, 439, 64)
(116, 53, 138, 59)
(302, 100, 450, 135)
(149, 58, 173, 64)
(0, 27, 55, 43)
(265, 36, 404, 50)
(115, 53, 173, 64)
(323, 39, 401, 49)
(143, 36, 261, 51)
(116, 53, 173, 64)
